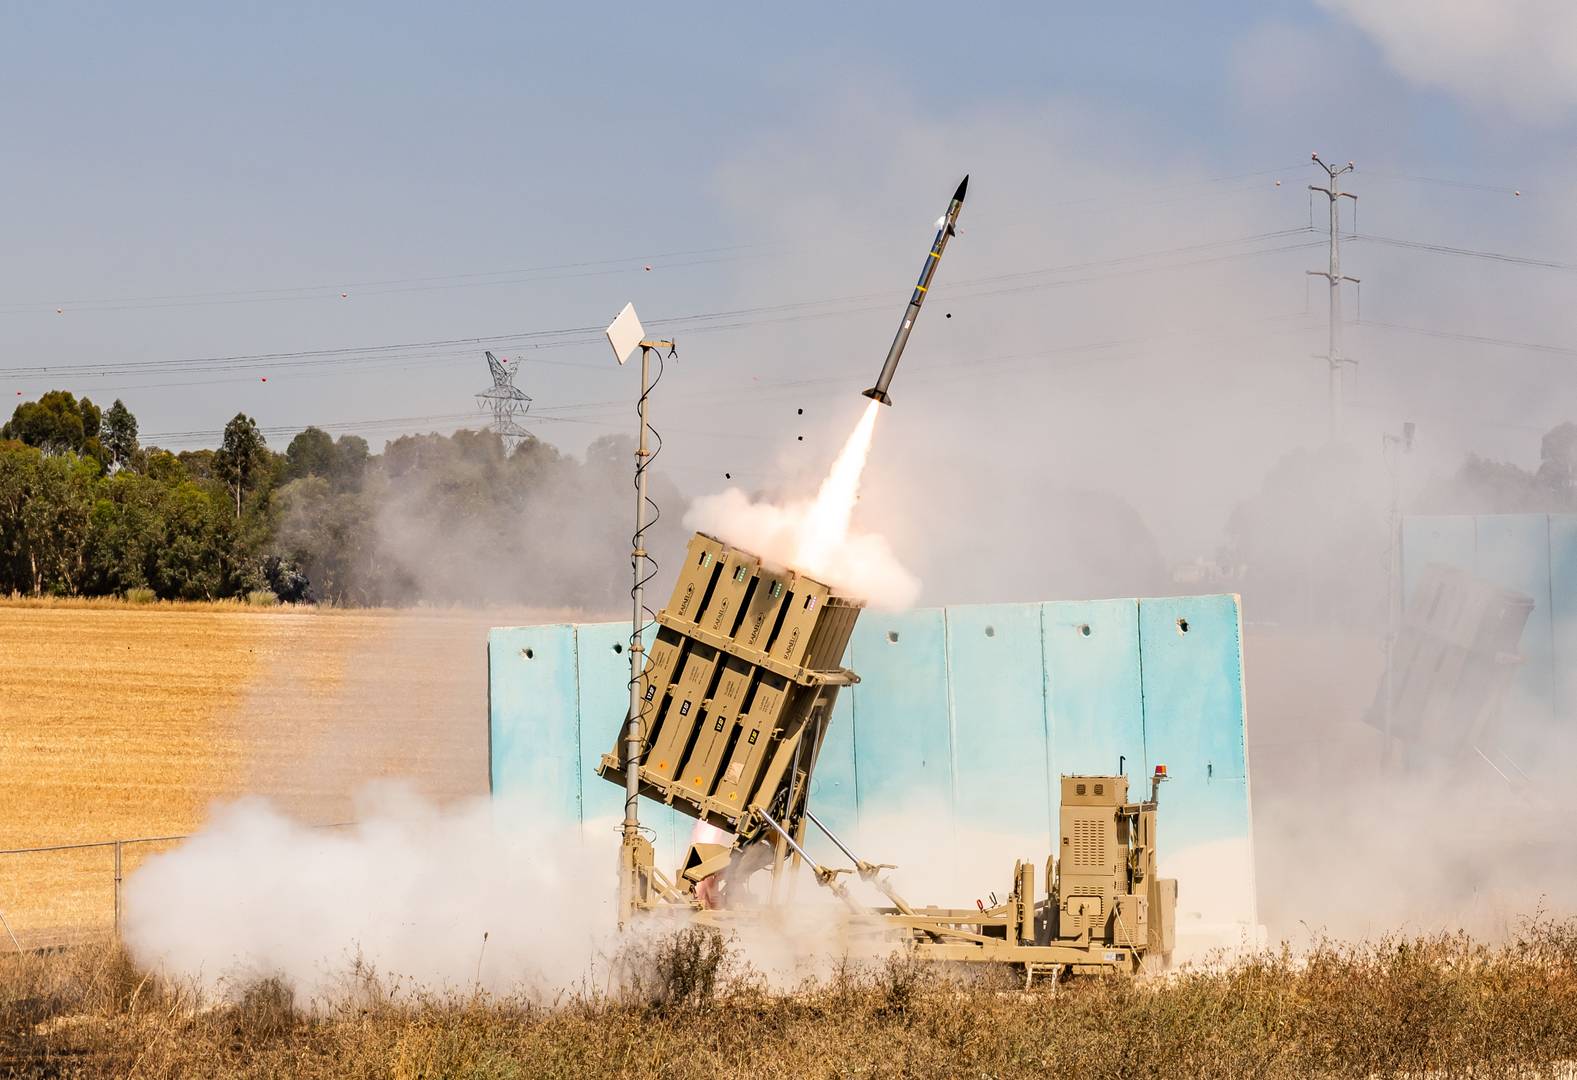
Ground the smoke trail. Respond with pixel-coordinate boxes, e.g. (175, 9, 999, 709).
(685, 399, 918, 607)
(795, 398, 882, 572)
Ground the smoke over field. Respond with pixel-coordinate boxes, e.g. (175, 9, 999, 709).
(122, 791, 617, 1000)
(686, 399, 920, 608)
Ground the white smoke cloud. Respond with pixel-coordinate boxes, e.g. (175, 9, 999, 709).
(684, 397, 921, 609)
(123, 785, 620, 1001)
(685, 486, 920, 609)
(1319, 0, 1577, 121)
(122, 784, 902, 1002)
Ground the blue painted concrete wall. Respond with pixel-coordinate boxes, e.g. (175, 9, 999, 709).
(491, 594, 1254, 927)
(1401, 514, 1577, 739)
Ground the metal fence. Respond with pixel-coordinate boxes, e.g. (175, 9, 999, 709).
(0, 823, 353, 951)
(0, 834, 190, 950)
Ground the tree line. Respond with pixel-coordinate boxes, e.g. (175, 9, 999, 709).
(0, 390, 683, 607)
(1218, 419, 1577, 625)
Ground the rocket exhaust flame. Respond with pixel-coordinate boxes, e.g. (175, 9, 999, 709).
(794, 398, 882, 575)
(684, 397, 917, 608)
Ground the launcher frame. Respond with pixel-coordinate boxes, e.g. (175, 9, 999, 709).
(597, 531, 1175, 981)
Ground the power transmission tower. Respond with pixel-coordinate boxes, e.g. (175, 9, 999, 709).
(475, 350, 532, 452)
(1307, 154, 1360, 440)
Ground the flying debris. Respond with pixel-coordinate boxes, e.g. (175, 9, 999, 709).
(340, 292, 348, 299)
(55, 308, 63, 315)
(863, 175, 968, 406)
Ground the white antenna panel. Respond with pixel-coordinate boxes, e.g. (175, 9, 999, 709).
(606, 302, 645, 366)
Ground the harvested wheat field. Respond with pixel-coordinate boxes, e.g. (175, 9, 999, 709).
(0, 600, 590, 947)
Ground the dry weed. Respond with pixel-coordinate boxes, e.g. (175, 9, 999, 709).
(1, 919, 1573, 1079)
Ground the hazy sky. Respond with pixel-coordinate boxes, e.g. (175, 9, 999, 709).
(5, 2, 1577, 586)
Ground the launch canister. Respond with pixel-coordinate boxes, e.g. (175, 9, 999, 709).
(862, 175, 968, 406)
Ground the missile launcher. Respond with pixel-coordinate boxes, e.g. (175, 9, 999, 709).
(600, 530, 1176, 982)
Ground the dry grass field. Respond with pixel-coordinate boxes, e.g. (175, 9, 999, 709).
(4, 922, 1577, 1079)
(0, 599, 589, 946)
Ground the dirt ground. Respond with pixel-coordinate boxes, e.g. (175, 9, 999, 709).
(0, 600, 588, 945)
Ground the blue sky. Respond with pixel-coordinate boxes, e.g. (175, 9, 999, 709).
(4, 2, 1576, 588)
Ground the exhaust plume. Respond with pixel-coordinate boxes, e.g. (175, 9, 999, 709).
(795, 398, 882, 571)
(687, 399, 919, 607)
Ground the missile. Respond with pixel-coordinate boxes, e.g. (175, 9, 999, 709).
(862, 175, 968, 406)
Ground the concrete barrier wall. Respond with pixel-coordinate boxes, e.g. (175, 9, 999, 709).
(1402, 514, 1577, 737)
(490, 594, 1255, 933)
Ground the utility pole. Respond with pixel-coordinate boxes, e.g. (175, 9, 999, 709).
(1307, 154, 1359, 440)
(1380, 420, 1415, 770)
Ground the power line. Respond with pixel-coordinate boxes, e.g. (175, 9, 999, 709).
(5, 164, 1306, 316)
(1, 229, 1322, 384)
(144, 408, 774, 448)
(1045, 165, 1303, 207)
(1360, 169, 1524, 198)
(1354, 233, 1577, 273)
(941, 227, 1314, 293)
(0, 244, 775, 315)
(1358, 318, 1577, 360)
(140, 311, 1319, 448)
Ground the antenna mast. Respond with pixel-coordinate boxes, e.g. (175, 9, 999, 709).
(605, 303, 674, 928)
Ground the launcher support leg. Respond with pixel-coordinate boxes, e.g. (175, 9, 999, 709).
(768, 829, 789, 906)
(805, 808, 916, 915)
(619, 832, 655, 928)
(757, 807, 866, 913)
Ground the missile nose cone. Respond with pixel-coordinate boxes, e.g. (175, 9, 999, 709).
(953, 175, 969, 202)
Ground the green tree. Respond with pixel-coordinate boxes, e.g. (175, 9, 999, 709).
(85, 472, 168, 593)
(143, 449, 187, 484)
(284, 426, 336, 481)
(175, 448, 217, 481)
(274, 476, 380, 604)
(0, 441, 37, 592)
(1221, 444, 1386, 626)
(2, 390, 105, 461)
(1536, 421, 1577, 500)
(0, 443, 95, 595)
(153, 482, 233, 599)
(214, 413, 268, 518)
(332, 434, 369, 491)
(1419, 421, 1577, 515)
(102, 399, 140, 471)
